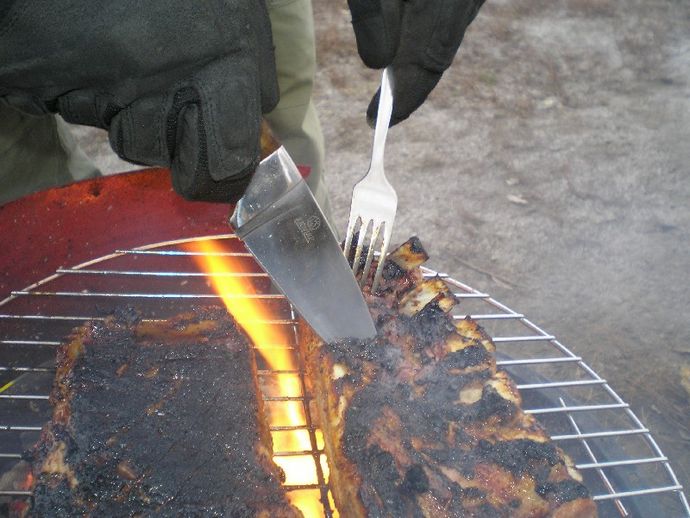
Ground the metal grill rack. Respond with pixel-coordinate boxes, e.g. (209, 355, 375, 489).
(0, 234, 687, 517)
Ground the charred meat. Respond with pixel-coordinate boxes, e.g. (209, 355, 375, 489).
(302, 237, 597, 517)
(24, 307, 301, 517)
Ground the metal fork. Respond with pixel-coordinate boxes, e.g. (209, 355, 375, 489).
(343, 67, 397, 292)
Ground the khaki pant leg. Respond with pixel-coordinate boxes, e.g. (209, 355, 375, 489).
(265, 0, 333, 225)
(0, 104, 100, 206)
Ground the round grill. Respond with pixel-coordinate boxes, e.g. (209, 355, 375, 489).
(1, 171, 688, 517)
(0, 234, 687, 517)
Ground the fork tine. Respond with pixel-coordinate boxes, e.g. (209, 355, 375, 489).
(343, 216, 359, 265)
(343, 67, 396, 292)
(371, 227, 391, 292)
(359, 221, 381, 286)
(351, 221, 370, 278)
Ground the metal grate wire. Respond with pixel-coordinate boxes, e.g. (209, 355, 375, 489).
(0, 234, 687, 517)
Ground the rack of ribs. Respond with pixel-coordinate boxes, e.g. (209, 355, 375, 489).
(21, 307, 301, 517)
(301, 237, 598, 517)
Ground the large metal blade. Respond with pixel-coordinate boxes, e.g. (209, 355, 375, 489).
(230, 147, 377, 342)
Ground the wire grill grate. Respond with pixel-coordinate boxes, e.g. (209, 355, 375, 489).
(0, 235, 687, 517)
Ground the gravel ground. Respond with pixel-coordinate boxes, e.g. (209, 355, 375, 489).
(73, 0, 690, 499)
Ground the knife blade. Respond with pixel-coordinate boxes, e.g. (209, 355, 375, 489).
(229, 124, 377, 342)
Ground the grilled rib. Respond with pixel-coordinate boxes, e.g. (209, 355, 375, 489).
(23, 307, 301, 517)
(302, 237, 597, 517)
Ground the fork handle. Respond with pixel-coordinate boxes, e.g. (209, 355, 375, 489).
(370, 68, 394, 176)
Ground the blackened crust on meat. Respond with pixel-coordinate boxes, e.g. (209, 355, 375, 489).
(477, 439, 561, 475)
(402, 465, 429, 493)
(382, 259, 406, 280)
(326, 332, 592, 516)
(445, 345, 491, 370)
(537, 479, 591, 505)
(472, 384, 518, 422)
(301, 237, 596, 518)
(408, 306, 457, 348)
(28, 307, 300, 518)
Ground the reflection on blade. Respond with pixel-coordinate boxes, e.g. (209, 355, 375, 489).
(238, 182, 377, 342)
(230, 147, 376, 343)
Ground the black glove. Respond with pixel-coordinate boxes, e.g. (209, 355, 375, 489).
(0, 0, 278, 202)
(348, 0, 485, 125)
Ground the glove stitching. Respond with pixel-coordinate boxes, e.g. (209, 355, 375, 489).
(195, 80, 225, 173)
(119, 104, 130, 160)
(154, 91, 169, 163)
(166, 88, 193, 163)
(166, 87, 211, 182)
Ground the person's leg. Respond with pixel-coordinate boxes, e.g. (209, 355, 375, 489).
(54, 117, 101, 184)
(0, 104, 100, 205)
(265, 0, 333, 223)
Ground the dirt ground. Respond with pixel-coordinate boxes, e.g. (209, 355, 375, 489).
(72, 0, 689, 499)
(311, 0, 690, 494)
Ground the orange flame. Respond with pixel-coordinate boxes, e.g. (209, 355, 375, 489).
(186, 239, 330, 517)
(22, 471, 34, 491)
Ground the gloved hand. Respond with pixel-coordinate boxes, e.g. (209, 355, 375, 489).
(348, 0, 485, 126)
(0, 0, 278, 202)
